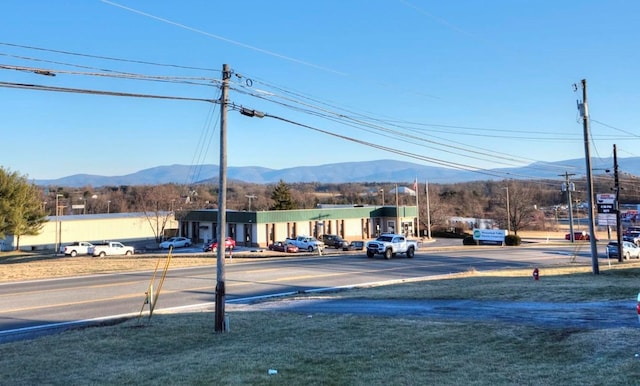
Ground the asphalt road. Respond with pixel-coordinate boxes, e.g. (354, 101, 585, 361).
(0, 241, 618, 341)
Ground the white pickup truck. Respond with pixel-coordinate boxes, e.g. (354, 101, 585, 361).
(366, 234, 418, 259)
(286, 236, 324, 252)
(88, 241, 135, 257)
(60, 241, 94, 257)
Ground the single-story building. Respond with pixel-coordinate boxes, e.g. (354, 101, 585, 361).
(3, 212, 178, 252)
(2, 205, 418, 251)
(176, 205, 418, 248)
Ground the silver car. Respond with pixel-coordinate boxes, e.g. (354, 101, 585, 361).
(159, 237, 192, 249)
(606, 241, 640, 260)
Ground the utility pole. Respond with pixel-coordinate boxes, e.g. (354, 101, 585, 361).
(578, 79, 599, 274)
(614, 144, 623, 262)
(560, 172, 576, 242)
(503, 186, 511, 234)
(414, 178, 420, 238)
(55, 194, 63, 254)
(425, 180, 432, 239)
(395, 184, 399, 234)
(215, 64, 230, 332)
(245, 194, 257, 211)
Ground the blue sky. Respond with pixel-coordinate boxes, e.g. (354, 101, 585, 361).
(1, 0, 639, 181)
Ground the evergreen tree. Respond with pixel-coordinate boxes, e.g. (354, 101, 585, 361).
(270, 179, 297, 210)
(0, 167, 47, 250)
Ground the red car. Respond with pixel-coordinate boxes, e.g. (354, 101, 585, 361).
(565, 232, 596, 241)
(203, 237, 236, 252)
(268, 241, 299, 253)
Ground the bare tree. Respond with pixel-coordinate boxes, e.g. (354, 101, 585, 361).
(130, 185, 181, 242)
(494, 182, 538, 235)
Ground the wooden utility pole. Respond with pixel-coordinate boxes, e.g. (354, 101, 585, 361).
(414, 178, 420, 237)
(425, 180, 432, 239)
(614, 144, 623, 262)
(560, 172, 576, 242)
(579, 79, 599, 274)
(503, 186, 511, 234)
(215, 64, 230, 332)
(395, 184, 399, 234)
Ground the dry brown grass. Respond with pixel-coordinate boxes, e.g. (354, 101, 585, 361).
(0, 252, 218, 282)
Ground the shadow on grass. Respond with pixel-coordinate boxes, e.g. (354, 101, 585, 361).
(0, 250, 67, 265)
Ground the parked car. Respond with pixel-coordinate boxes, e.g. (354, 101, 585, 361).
(268, 241, 299, 253)
(345, 240, 365, 251)
(320, 234, 349, 249)
(565, 231, 595, 241)
(606, 241, 640, 260)
(60, 241, 94, 257)
(285, 235, 323, 252)
(622, 231, 640, 246)
(204, 237, 236, 252)
(159, 236, 192, 249)
(624, 226, 640, 235)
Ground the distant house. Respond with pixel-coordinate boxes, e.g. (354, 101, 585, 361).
(448, 216, 496, 231)
(388, 186, 416, 196)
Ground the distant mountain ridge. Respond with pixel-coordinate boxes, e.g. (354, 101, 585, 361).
(33, 158, 640, 187)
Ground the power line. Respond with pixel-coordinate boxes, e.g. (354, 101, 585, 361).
(1, 41, 590, 173)
(0, 42, 218, 73)
(0, 48, 594, 180)
(0, 81, 218, 103)
(261, 111, 535, 180)
(99, 0, 348, 77)
(0, 63, 219, 86)
(591, 119, 640, 139)
(229, 78, 576, 174)
(0, 77, 588, 185)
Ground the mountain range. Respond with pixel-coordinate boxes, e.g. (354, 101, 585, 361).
(33, 157, 639, 187)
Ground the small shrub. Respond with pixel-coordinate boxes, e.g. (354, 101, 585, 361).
(505, 234, 521, 246)
(462, 236, 478, 245)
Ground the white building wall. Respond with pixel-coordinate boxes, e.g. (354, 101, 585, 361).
(343, 218, 366, 240)
(6, 213, 177, 251)
(273, 223, 289, 243)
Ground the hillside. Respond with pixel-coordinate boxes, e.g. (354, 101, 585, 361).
(33, 157, 638, 187)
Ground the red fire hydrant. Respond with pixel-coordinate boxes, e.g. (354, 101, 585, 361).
(532, 268, 539, 281)
(636, 292, 640, 323)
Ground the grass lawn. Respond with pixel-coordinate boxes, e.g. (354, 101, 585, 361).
(1, 248, 640, 385)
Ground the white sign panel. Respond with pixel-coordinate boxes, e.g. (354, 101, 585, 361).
(596, 193, 617, 226)
(596, 193, 616, 204)
(597, 213, 617, 226)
